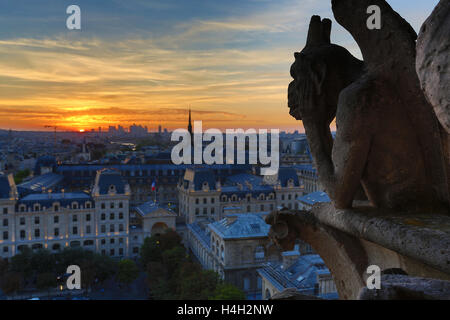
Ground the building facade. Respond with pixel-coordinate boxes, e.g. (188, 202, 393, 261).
(187, 214, 281, 299)
(1, 170, 135, 260)
(258, 246, 338, 300)
(178, 168, 303, 225)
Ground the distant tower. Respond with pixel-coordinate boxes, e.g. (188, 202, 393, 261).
(187, 107, 193, 136)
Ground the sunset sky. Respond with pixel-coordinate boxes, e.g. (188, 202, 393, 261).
(0, 0, 439, 132)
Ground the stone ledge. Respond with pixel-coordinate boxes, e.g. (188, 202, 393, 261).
(358, 274, 450, 300)
(310, 202, 450, 274)
(269, 288, 323, 300)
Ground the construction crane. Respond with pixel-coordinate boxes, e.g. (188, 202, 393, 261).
(44, 125, 58, 155)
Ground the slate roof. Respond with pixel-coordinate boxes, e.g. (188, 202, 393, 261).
(97, 169, 126, 194)
(136, 201, 176, 217)
(226, 173, 263, 188)
(209, 214, 270, 239)
(297, 191, 330, 205)
(17, 173, 63, 195)
(278, 167, 300, 187)
(258, 254, 337, 298)
(56, 163, 251, 173)
(220, 184, 274, 196)
(182, 168, 217, 191)
(17, 192, 92, 209)
(188, 222, 211, 249)
(0, 174, 12, 199)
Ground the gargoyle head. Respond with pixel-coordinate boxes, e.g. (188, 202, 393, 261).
(265, 209, 299, 251)
(288, 16, 363, 124)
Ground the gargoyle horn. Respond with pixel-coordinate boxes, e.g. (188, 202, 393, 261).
(306, 15, 332, 47)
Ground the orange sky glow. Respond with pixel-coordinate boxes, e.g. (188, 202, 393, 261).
(0, 0, 435, 133)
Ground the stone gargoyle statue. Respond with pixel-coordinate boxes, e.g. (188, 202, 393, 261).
(416, 0, 450, 134)
(287, 0, 449, 213)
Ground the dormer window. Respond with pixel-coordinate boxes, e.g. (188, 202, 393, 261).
(109, 185, 116, 193)
(54, 204, 59, 212)
(34, 204, 40, 212)
(71, 202, 78, 210)
(20, 205, 26, 212)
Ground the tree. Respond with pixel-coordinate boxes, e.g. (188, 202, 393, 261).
(116, 259, 139, 287)
(0, 257, 8, 277)
(140, 230, 182, 267)
(146, 262, 169, 299)
(36, 272, 56, 297)
(178, 269, 219, 300)
(10, 247, 33, 278)
(13, 169, 31, 184)
(210, 283, 246, 300)
(92, 254, 117, 284)
(140, 237, 162, 267)
(79, 259, 97, 291)
(31, 249, 55, 274)
(162, 246, 186, 278)
(0, 272, 23, 296)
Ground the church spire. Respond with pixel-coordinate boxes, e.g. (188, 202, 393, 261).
(188, 107, 192, 136)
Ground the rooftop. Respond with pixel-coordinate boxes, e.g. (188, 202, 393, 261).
(209, 213, 270, 239)
(297, 191, 330, 205)
(17, 173, 63, 194)
(136, 201, 176, 217)
(258, 254, 335, 297)
(20, 192, 91, 202)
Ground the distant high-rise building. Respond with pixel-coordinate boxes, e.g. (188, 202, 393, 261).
(108, 126, 117, 136)
(129, 124, 148, 137)
(158, 125, 162, 134)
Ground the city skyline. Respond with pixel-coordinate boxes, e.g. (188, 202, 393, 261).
(0, 0, 439, 132)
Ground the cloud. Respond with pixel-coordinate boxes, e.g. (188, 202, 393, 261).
(0, 0, 437, 131)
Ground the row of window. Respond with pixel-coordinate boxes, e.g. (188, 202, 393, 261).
(100, 202, 124, 209)
(15, 201, 128, 213)
(221, 194, 275, 202)
(18, 202, 92, 213)
(195, 207, 215, 216)
(1, 212, 125, 228)
(195, 198, 216, 205)
(3, 223, 126, 240)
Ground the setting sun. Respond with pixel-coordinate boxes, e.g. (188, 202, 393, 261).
(79, 129, 85, 133)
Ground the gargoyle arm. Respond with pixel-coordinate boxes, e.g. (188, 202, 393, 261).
(302, 82, 374, 209)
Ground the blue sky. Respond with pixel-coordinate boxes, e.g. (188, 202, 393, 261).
(0, 0, 440, 131)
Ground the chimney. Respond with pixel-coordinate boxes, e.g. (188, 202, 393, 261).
(282, 250, 301, 269)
